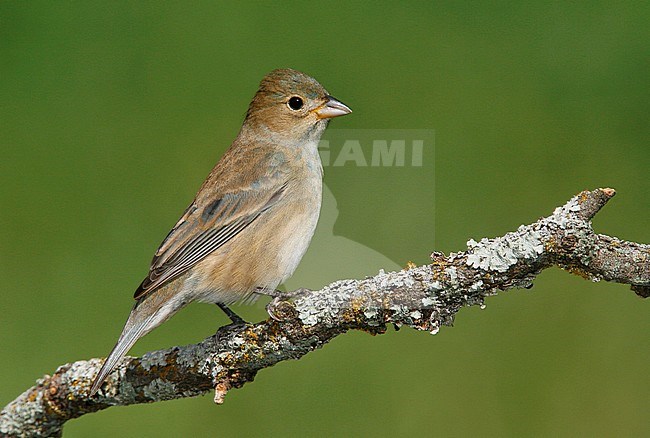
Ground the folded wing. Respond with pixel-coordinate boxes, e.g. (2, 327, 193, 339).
(134, 180, 288, 300)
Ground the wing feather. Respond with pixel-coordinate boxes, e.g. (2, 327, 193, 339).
(133, 181, 288, 300)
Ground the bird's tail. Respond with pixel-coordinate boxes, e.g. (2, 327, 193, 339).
(89, 294, 174, 396)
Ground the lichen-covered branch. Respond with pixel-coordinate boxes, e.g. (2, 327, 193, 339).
(2, 188, 648, 437)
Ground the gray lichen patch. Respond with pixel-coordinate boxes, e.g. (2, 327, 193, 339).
(294, 279, 359, 326)
(58, 360, 98, 398)
(549, 195, 582, 229)
(139, 350, 169, 371)
(466, 229, 544, 272)
(176, 346, 202, 368)
(142, 379, 177, 401)
(294, 267, 433, 327)
(115, 373, 138, 403)
(462, 192, 594, 274)
(445, 266, 458, 281)
(421, 296, 438, 307)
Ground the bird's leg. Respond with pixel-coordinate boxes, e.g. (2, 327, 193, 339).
(215, 302, 247, 325)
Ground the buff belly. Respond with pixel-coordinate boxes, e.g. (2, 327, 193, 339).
(181, 189, 321, 305)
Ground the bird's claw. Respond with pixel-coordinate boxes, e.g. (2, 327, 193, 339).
(265, 288, 311, 321)
(266, 297, 286, 321)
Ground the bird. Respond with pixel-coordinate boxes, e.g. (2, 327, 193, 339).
(89, 68, 352, 396)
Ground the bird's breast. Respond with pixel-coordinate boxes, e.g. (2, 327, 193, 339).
(272, 173, 322, 282)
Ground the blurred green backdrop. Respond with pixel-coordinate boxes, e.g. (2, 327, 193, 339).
(1, 2, 648, 437)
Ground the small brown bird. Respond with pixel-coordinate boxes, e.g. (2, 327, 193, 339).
(90, 69, 351, 396)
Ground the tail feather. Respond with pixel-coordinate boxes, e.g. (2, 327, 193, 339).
(89, 280, 188, 397)
(89, 309, 156, 396)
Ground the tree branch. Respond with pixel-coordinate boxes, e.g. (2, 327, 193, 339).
(2, 188, 648, 437)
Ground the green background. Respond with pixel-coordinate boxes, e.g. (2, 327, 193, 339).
(1, 2, 648, 437)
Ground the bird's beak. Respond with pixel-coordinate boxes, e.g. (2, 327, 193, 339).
(313, 95, 352, 119)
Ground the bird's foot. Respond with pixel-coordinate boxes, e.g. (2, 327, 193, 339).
(264, 288, 311, 321)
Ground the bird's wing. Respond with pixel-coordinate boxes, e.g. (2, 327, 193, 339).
(133, 172, 289, 300)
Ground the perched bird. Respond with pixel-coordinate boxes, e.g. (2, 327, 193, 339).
(90, 69, 351, 396)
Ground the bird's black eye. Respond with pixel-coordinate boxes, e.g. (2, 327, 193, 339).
(288, 96, 304, 111)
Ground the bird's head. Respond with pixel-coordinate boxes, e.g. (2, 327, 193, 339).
(244, 68, 351, 142)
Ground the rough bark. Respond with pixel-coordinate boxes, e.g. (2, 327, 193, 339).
(1, 188, 648, 437)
